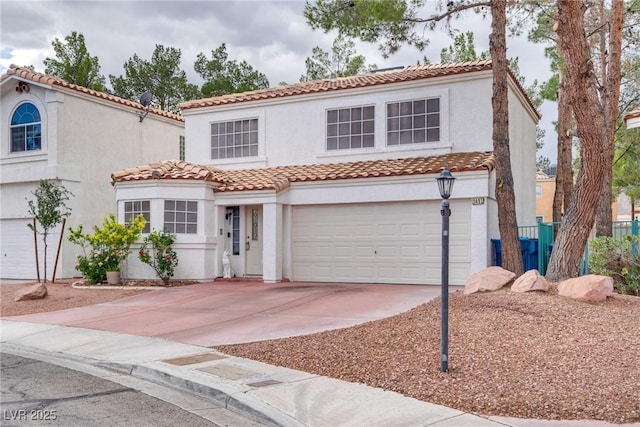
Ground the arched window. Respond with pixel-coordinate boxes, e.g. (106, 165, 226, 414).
(11, 103, 42, 152)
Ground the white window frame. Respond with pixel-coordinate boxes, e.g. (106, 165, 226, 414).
(326, 105, 375, 151)
(386, 97, 440, 146)
(124, 200, 151, 233)
(164, 200, 198, 234)
(10, 102, 42, 153)
(210, 118, 258, 160)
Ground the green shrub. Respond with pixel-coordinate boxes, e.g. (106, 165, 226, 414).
(588, 236, 639, 295)
(138, 230, 178, 285)
(68, 214, 146, 284)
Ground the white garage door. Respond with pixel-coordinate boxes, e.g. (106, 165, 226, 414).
(292, 201, 471, 285)
(1, 219, 56, 280)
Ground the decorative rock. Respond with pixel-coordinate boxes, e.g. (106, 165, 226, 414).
(14, 283, 48, 302)
(557, 275, 613, 302)
(511, 269, 550, 293)
(464, 266, 516, 295)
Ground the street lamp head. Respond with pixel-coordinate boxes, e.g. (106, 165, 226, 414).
(436, 167, 455, 199)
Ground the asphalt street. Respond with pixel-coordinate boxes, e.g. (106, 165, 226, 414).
(1, 351, 265, 427)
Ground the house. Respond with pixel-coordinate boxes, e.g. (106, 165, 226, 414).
(113, 60, 539, 286)
(623, 108, 640, 220)
(624, 108, 640, 129)
(0, 65, 184, 280)
(535, 170, 555, 223)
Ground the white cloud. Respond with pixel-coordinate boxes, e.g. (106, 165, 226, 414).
(0, 0, 557, 161)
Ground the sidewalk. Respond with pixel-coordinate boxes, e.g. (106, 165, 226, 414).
(2, 319, 634, 427)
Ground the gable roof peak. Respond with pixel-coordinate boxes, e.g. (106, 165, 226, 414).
(2, 64, 184, 123)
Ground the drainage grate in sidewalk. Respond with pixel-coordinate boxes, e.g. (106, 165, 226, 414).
(161, 353, 227, 366)
(247, 379, 282, 388)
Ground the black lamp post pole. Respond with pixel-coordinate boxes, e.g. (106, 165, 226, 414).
(440, 198, 450, 373)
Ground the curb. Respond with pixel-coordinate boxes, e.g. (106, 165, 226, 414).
(71, 280, 166, 290)
(99, 361, 299, 427)
(2, 341, 298, 427)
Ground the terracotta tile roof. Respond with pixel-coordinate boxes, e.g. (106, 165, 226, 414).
(536, 171, 551, 180)
(181, 60, 493, 111)
(2, 64, 184, 123)
(179, 60, 539, 119)
(111, 152, 495, 193)
(111, 160, 228, 184)
(624, 108, 640, 121)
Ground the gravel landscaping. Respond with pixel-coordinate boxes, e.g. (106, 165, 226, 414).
(217, 287, 640, 424)
(3, 279, 638, 423)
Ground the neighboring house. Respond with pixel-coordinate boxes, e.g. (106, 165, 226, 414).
(535, 170, 555, 223)
(623, 108, 640, 220)
(0, 65, 184, 280)
(535, 168, 620, 223)
(113, 60, 539, 286)
(624, 108, 640, 129)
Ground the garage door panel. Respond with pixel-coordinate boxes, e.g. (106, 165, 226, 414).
(399, 224, 419, 236)
(292, 201, 471, 285)
(1, 219, 58, 279)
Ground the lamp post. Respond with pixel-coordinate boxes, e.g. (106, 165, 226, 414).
(436, 167, 455, 373)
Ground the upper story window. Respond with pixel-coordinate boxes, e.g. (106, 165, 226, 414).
(536, 185, 542, 197)
(386, 98, 440, 146)
(164, 200, 197, 234)
(11, 103, 42, 152)
(210, 118, 258, 160)
(326, 106, 374, 151)
(124, 201, 151, 233)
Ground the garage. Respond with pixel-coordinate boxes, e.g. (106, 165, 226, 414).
(292, 200, 471, 285)
(1, 219, 56, 280)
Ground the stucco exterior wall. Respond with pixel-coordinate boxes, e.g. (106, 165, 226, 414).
(1, 79, 184, 279)
(116, 181, 219, 281)
(507, 81, 538, 227)
(184, 72, 500, 169)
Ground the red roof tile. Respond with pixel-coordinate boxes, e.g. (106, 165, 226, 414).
(181, 61, 492, 110)
(624, 108, 640, 121)
(179, 60, 538, 119)
(2, 65, 184, 123)
(111, 152, 495, 193)
(111, 160, 228, 184)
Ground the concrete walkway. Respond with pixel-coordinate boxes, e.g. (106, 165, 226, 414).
(7, 320, 632, 427)
(2, 281, 637, 426)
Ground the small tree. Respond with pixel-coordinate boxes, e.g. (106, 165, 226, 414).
(26, 180, 73, 282)
(138, 230, 179, 285)
(68, 214, 146, 284)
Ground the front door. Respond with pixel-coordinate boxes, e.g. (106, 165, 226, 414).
(245, 205, 263, 276)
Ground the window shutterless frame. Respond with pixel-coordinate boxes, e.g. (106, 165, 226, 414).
(326, 105, 375, 151)
(210, 118, 258, 160)
(386, 97, 440, 146)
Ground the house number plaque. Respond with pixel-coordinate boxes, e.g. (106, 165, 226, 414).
(471, 197, 485, 205)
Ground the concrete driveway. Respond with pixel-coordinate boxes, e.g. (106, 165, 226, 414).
(5, 281, 442, 347)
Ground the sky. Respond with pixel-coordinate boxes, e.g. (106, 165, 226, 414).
(0, 0, 558, 162)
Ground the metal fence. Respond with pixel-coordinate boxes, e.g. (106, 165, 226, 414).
(514, 220, 639, 275)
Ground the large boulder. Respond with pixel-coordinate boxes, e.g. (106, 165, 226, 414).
(14, 283, 48, 302)
(511, 269, 550, 293)
(557, 275, 613, 302)
(464, 266, 516, 295)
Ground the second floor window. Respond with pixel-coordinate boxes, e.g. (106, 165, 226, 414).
(387, 98, 440, 146)
(326, 106, 374, 151)
(124, 200, 151, 233)
(11, 102, 42, 152)
(211, 118, 258, 160)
